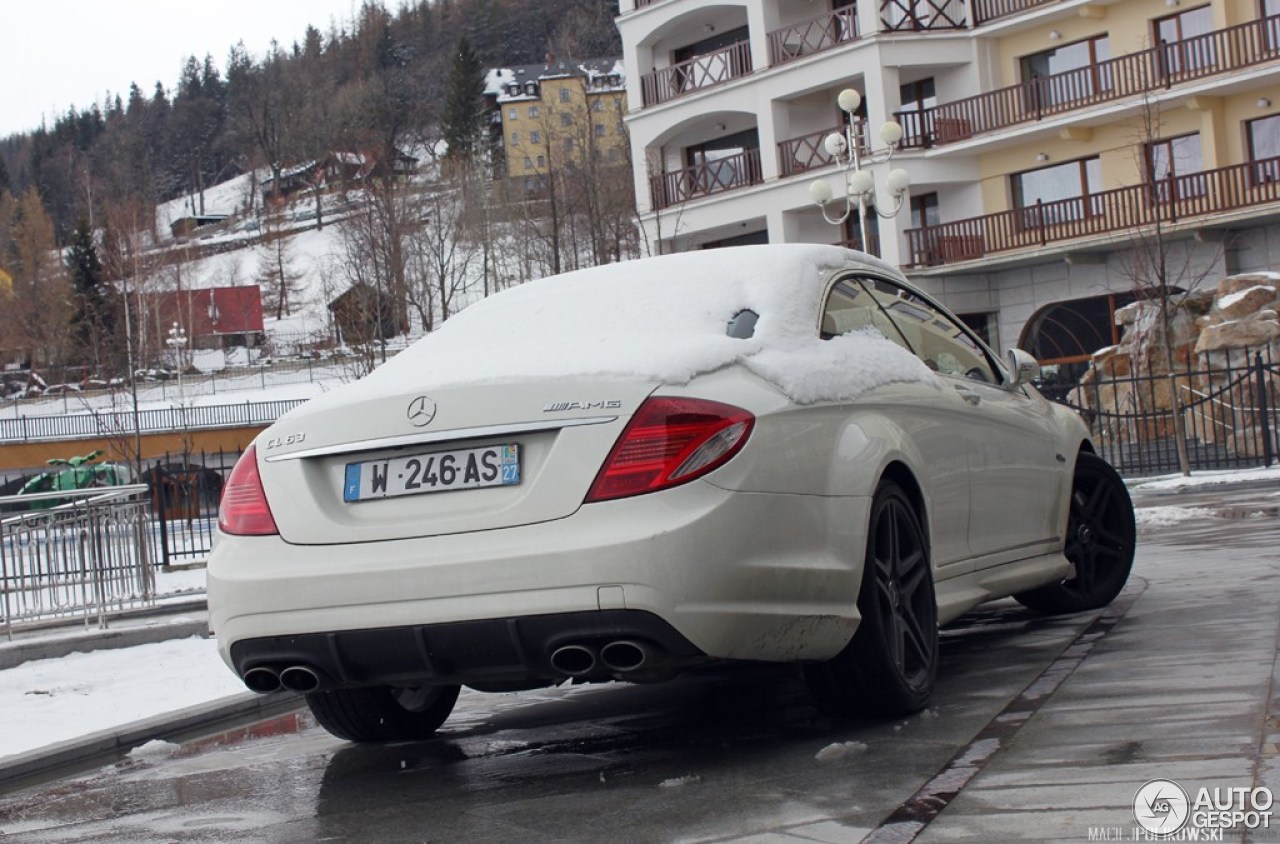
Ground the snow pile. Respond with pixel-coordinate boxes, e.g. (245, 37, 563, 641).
(128, 739, 180, 760)
(659, 774, 702, 788)
(1218, 285, 1276, 311)
(814, 740, 869, 761)
(1136, 505, 1218, 527)
(322, 245, 938, 409)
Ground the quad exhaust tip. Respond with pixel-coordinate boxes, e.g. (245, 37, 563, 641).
(600, 640, 649, 672)
(243, 666, 282, 693)
(243, 664, 322, 693)
(550, 640, 659, 676)
(549, 644, 597, 676)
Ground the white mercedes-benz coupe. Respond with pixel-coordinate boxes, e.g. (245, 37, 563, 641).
(208, 245, 1135, 742)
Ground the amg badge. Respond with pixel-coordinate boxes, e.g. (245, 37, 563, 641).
(544, 400, 623, 412)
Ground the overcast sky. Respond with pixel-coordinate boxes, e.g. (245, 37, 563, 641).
(0, 0, 370, 138)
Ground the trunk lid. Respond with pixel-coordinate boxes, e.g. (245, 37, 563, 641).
(256, 379, 654, 544)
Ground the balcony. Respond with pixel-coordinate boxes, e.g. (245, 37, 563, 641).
(972, 0, 1057, 26)
(640, 40, 753, 107)
(649, 148, 764, 210)
(881, 0, 966, 32)
(777, 123, 878, 178)
(897, 15, 1280, 148)
(904, 156, 1280, 268)
(768, 7, 860, 66)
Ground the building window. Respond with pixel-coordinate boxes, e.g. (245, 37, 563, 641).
(523, 157, 533, 169)
(910, 192, 940, 229)
(1011, 157, 1102, 225)
(607, 147, 619, 162)
(561, 112, 572, 126)
(559, 87, 571, 103)
(564, 137, 574, 152)
(1020, 35, 1111, 109)
(510, 132, 519, 146)
(1146, 133, 1205, 199)
(530, 130, 541, 144)
(591, 99, 603, 112)
(528, 106, 540, 118)
(508, 108, 517, 120)
(537, 155, 546, 167)
(898, 77, 936, 143)
(595, 124, 606, 137)
(1247, 114, 1280, 183)
(1265, 0, 1280, 50)
(1154, 5, 1215, 74)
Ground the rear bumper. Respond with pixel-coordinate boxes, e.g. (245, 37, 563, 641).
(208, 482, 869, 686)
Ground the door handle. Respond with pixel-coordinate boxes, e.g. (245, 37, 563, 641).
(954, 385, 981, 406)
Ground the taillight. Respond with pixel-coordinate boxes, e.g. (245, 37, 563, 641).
(218, 445, 279, 536)
(585, 397, 754, 503)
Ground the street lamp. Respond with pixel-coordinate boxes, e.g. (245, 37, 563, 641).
(808, 88, 911, 256)
(166, 322, 188, 401)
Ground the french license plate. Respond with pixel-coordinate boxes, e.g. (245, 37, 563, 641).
(343, 444, 520, 502)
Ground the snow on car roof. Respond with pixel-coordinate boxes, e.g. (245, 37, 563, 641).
(342, 245, 939, 405)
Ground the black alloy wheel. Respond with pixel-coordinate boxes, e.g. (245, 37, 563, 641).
(1015, 451, 1136, 614)
(806, 479, 938, 718)
(306, 683, 461, 743)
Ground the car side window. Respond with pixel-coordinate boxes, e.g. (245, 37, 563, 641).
(860, 278, 1000, 384)
(821, 276, 1000, 383)
(819, 279, 914, 353)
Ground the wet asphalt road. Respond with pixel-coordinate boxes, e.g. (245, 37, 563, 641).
(0, 481, 1276, 843)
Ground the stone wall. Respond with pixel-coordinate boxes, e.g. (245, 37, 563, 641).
(1074, 272, 1280, 454)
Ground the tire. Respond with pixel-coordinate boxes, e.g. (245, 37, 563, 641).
(305, 684, 461, 742)
(806, 480, 938, 718)
(1015, 452, 1135, 615)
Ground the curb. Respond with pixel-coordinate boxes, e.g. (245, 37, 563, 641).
(0, 690, 301, 793)
(0, 600, 209, 670)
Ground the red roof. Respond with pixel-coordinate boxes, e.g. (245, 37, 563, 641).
(147, 287, 265, 337)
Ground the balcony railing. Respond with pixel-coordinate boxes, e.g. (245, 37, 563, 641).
(777, 124, 876, 178)
(768, 7, 860, 66)
(881, 0, 966, 32)
(904, 156, 1280, 267)
(640, 40, 753, 107)
(649, 148, 763, 210)
(897, 15, 1280, 148)
(973, 0, 1057, 25)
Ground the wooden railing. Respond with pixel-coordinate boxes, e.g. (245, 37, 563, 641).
(649, 148, 763, 210)
(881, 0, 966, 31)
(897, 15, 1280, 148)
(777, 124, 874, 178)
(904, 156, 1280, 267)
(778, 125, 843, 178)
(768, 7, 860, 66)
(973, 0, 1057, 25)
(640, 40, 753, 107)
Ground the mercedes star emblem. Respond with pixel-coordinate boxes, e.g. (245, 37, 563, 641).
(406, 395, 437, 428)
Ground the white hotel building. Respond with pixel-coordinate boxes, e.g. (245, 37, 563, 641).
(616, 0, 1280, 376)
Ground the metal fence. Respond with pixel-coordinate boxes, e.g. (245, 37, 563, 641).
(146, 448, 240, 566)
(0, 399, 306, 444)
(1048, 346, 1278, 477)
(0, 485, 156, 635)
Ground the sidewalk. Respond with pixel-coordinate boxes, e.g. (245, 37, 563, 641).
(0, 466, 1276, 797)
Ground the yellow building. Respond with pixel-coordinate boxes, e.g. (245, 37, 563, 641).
(489, 58, 629, 190)
(618, 0, 1280, 373)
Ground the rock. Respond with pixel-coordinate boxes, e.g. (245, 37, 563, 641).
(1194, 316, 1280, 353)
(1216, 285, 1277, 320)
(1218, 273, 1280, 298)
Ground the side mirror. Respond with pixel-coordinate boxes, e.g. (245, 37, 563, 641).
(1006, 349, 1039, 387)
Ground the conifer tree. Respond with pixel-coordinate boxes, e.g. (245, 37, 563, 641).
(441, 35, 485, 165)
(67, 216, 120, 370)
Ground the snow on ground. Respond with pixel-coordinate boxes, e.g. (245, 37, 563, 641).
(1136, 506, 1220, 527)
(0, 636, 246, 761)
(1130, 465, 1280, 491)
